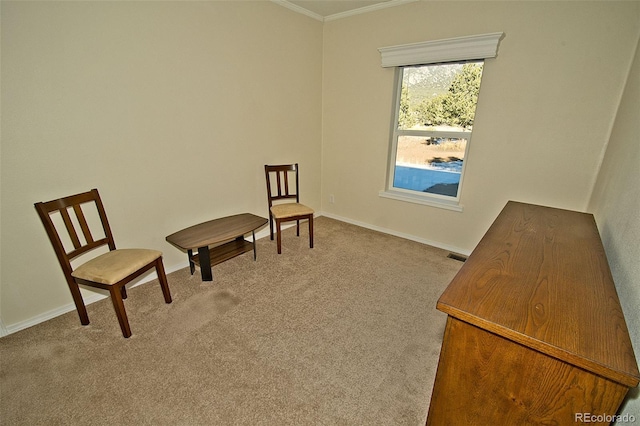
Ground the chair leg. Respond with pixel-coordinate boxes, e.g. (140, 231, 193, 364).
(269, 215, 274, 241)
(296, 219, 300, 237)
(120, 285, 128, 300)
(155, 257, 172, 304)
(109, 286, 132, 338)
(68, 280, 90, 326)
(276, 219, 282, 254)
(309, 215, 314, 249)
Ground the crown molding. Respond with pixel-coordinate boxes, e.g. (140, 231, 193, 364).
(324, 0, 419, 22)
(271, 0, 324, 21)
(272, 0, 419, 22)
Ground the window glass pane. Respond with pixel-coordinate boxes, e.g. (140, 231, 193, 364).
(393, 135, 467, 197)
(389, 61, 483, 202)
(398, 62, 483, 132)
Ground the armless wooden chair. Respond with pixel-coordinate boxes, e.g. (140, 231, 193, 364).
(264, 164, 314, 254)
(34, 189, 172, 338)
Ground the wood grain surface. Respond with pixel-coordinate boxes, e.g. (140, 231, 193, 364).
(166, 213, 268, 250)
(428, 317, 630, 425)
(428, 201, 639, 425)
(436, 201, 639, 387)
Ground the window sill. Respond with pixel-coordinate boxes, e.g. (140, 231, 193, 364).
(378, 190, 464, 212)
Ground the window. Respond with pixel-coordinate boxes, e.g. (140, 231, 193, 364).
(388, 61, 483, 204)
(378, 33, 503, 211)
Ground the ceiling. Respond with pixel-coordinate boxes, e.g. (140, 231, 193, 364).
(275, 0, 417, 21)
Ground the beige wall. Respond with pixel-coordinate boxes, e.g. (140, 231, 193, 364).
(319, 2, 640, 415)
(321, 1, 640, 253)
(2, 7, 639, 415)
(0, 1, 323, 328)
(588, 35, 640, 417)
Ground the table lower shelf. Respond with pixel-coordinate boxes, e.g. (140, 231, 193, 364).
(190, 238, 254, 269)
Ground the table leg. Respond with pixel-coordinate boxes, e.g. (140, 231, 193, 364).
(252, 230, 257, 260)
(198, 246, 213, 281)
(188, 249, 195, 275)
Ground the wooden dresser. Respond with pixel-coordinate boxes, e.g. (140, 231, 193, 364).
(426, 201, 639, 425)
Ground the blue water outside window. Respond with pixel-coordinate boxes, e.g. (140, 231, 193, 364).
(394, 164, 461, 196)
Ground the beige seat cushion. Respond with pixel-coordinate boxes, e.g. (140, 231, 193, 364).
(270, 203, 314, 219)
(72, 248, 162, 285)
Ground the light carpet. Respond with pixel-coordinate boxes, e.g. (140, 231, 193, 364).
(0, 217, 463, 425)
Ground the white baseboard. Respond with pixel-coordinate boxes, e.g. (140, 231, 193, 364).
(1, 223, 286, 337)
(1, 213, 465, 337)
(1, 263, 187, 337)
(2, 292, 106, 337)
(318, 211, 471, 257)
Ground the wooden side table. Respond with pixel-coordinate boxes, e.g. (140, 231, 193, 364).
(427, 201, 639, 425)
(166, 213, 268, 281)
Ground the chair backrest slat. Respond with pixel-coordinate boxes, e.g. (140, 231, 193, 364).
(283, 171, 290, 196)
(73, 204, 95, 245)
(265, 164, 300, 206)
(60, 207, 83, 250)
(276, 171, 283, 197)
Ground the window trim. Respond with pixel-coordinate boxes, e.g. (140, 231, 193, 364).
(378, 32, 503, 68)
(378, 33, 503, 211)
(381, 66, 474, 209)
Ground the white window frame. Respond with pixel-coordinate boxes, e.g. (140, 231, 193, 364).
(378, 33, 503, 211)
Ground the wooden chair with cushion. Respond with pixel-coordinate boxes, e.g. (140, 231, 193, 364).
(34, 188, 172, 338)
(264, 163, 314, 254)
